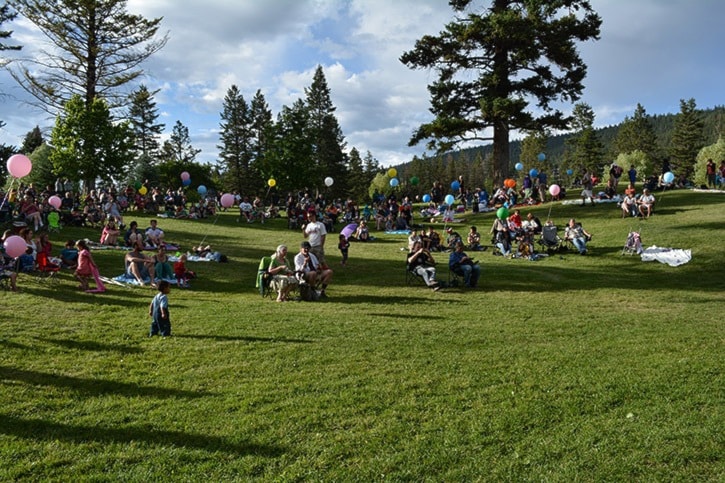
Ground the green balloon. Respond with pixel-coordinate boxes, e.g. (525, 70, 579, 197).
(134, 181, 142, 189)
(497, 207, 509, 219)
(410, 176, 419, 186)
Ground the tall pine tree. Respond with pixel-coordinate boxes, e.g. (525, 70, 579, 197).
(128, 85, 165, 160)
(614, 103, 659, 162)
(669, 98, 704, 179)
(217, 85, 253, 194)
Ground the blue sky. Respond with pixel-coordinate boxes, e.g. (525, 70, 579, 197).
(1, 0, 723, 168)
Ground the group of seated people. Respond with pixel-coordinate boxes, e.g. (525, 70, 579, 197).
(406, 239, 481, 290)
(620, 184, 656, 218)
(97, 218, 166, 248)
(264, 241, 334, 302)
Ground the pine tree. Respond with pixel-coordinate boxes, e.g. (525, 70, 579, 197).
(20, 125, 43, 155)
(267, 100, 315, 191)
(249, 89, 273, 191)
(566, 103, 604, 176)
(0, 3, 22, 68)
(9, 0, 167, 113)
(162, 120, 201, 165)
(401, 0, 601, 185)
(305, 65, 348, 196)
(128, 85, 165, 160)
(614, 103, 659, 161)
(669, 98, 704, 179)
(217, 85, 252, 194)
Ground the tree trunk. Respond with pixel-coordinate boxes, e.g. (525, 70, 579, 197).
(492, 121, 510, 187)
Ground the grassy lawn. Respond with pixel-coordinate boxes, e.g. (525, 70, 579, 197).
(1, 189, 723, 481)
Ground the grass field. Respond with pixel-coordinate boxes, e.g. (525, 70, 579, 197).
(1, 189, 723, 481)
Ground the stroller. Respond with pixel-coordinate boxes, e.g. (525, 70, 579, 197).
(622, 231, 643, 255)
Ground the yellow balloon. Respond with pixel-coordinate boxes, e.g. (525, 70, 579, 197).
(387, 168, 397, 178)
(138, 186, 147, 195)
(268, 178, 276, 187)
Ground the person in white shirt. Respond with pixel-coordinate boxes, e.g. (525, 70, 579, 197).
(145, 219, 164, 248)
(238, 197, 253, 222)
(303, 211, 328, 266)
(294, 241, 333, 298)
(637, 189, 656, 218)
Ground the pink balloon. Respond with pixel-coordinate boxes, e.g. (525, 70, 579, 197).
(549, 184, 561, 196)
(180, 171, 190, 181)
(3, 235, 27, 258)
(220, 193, 235, 208)
(6, 154, 33, 178)
(48, 195, 62, 209)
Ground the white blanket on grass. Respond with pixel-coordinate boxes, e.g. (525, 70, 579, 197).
(641, 245, 692, 267)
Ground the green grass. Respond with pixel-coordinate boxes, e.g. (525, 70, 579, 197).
(1, 190, 723, 481)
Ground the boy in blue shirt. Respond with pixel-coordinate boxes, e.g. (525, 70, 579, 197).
(149, 280, 171, 337)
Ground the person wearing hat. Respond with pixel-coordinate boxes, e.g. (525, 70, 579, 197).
(444, 227, 462, 251)
(303, 210, 328, 267)
(294, 241, 333, 298)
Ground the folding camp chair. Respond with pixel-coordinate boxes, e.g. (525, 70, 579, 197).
(256, 256, 274, 298)
(47, 211, 62, 233)
(537, 224, 565, 253)
(36, 251, 61, 285)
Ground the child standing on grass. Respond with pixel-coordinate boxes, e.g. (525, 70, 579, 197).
(338, 234, 350, 266)
(149, 280, 171, 337)
(173, 253, 189, 287)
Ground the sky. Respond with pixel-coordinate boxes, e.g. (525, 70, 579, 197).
(1, 0, 723, 168)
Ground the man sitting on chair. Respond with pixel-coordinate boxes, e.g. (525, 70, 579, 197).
(449, 241, 481, 288)
(294, 241, 332, 298)
(407, 240, 440, 291)
(637, 188, 656, 218)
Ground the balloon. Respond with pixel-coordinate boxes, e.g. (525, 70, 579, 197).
(48, 195, 62, 209)
(134, 181, 142, 189)
(496, 207, 509, 220)
(529, 168, 539, 178)
(515, 163, 523, 171)
(538, 152, 546, 162)
(410, 176, 419, 186)
(444, 194, 455, 205)
(3, 235, 27, 258)
(663, 171, 675, 184)
(197, 185, 207, 195)
(422, 194, 431, 203)
(6, 154, 32, 178)
(508, 180, 516, 188)
(182, 178, 191, 186)
(220, 193, 235, 208)
(324, 177, 334, 187)
(180, 171, 190, 181)
(389, 178, 399, 187)
(451, 180, 460, 190)
(138, 186, 148, 195)
(387, 168, 397, 178)
(268, 178, 276, 188)
(549, 184, 561, 196)
(566, 169, 574, 176)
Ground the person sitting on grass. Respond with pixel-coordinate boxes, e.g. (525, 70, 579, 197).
(100, 220, 121, 246)
(449, 241, 481, 288)
(153, 245, 174, 280)
(466, 226, 481, 251)
(60, 239, 79, 269)
(124, 242, 157, 287)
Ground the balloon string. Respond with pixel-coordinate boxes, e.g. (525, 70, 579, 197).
(0, 178, 16, 212)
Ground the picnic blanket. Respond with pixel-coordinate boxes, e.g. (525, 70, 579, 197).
(113, 273, 178, 286)
(641, 245, 692, 267)
(385, 230, 411, 235)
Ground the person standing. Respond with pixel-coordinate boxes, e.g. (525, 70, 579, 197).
(303, 210, 328, 267)
(628, 165, 637, 188)
(706, 158, 716, 188)
(149, 280, 172, 337)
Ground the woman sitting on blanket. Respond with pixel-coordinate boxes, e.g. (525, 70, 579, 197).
(124, 242, 157, 287)
(153, 245, 174, 280)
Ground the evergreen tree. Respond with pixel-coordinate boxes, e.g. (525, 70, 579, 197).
(520, 131, 548, 167)
(249, 89, 273, 191)
(161, 120, 201, 165)
(614, 103, 659, 161)
(9, 0, 167, 113)
(26, 142, 54, 188)
(50, 95, 133, 188)
(305, 65, 348, 196)
(346, 147, 368, 202)
(267, 100, 314, 192)
(20, 125, 43, 154)
(0, 3, 22, 68)
(565, 103, 604, 176)
(128, 85, 164, 160)
(217, 85, 253, 194)
(669, 98, 704, 179)
(400, 0, 601, 185)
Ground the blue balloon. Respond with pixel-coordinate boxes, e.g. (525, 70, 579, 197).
(663, 171, 675, 184)
(197, 185, 207, 195)
(390, 177, 399, 187)
(515, 162, 524, 171)
(529, 168, 539, 178)
(538, 152, 546, 162)
(444, 194, 455, 205)
(566, 169, 574, 176)
(451, 180, 460, 190)
(422, 194, 431, 203)
(182, 178, 191, 186)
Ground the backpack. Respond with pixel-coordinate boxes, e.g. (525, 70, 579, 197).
(298, 282, 320, 302)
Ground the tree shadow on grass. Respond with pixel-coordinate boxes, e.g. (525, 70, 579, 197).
(0, 339, 33, 350)
(0, 365, 210, 399)
(37, 337, 143, 355)
(0, 413, 283, 457)
(173, 334, 314, 344)
(341, 294, 432, 304)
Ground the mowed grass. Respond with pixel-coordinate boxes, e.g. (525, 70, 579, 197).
(0, 189, 723, 481)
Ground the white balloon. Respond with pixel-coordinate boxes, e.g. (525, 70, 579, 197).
(324, 177, 334, 187)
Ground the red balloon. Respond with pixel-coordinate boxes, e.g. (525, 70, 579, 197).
(3, 235, 27, 258)
(6, 154, 32, 178)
